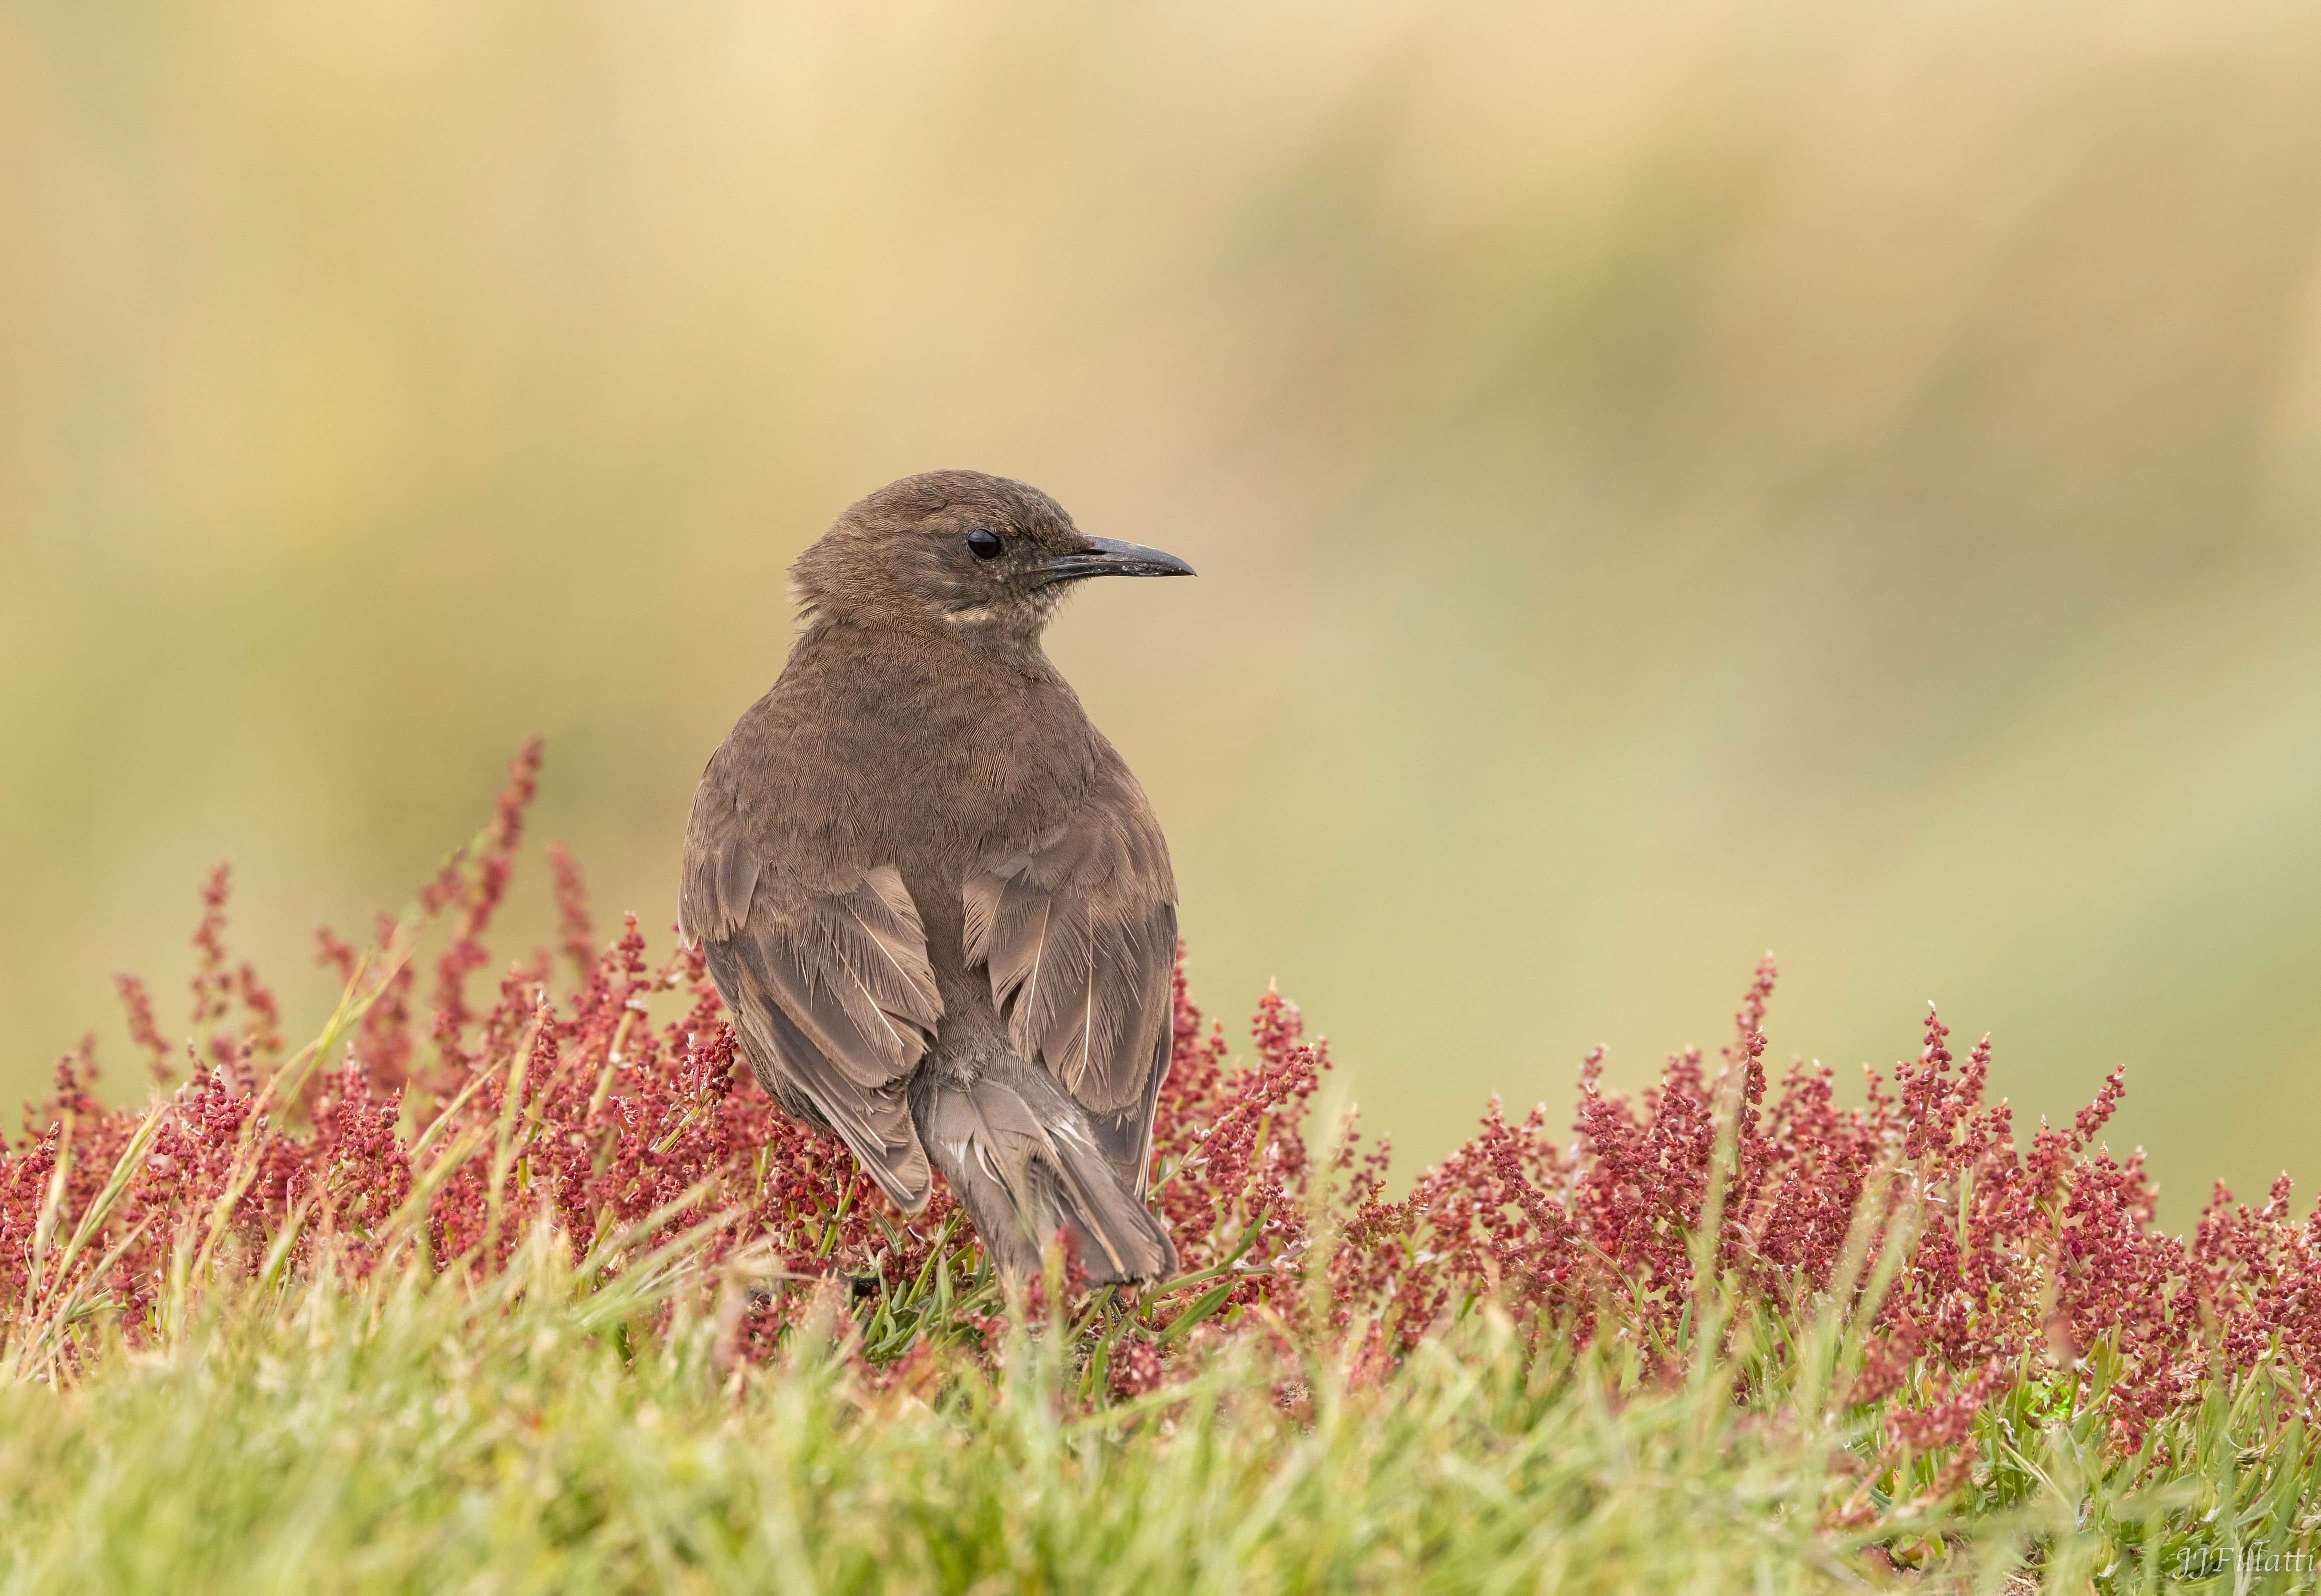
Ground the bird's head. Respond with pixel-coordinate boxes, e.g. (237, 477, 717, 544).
(789, 470, 1192, 645)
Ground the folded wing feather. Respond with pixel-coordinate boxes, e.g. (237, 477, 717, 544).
(685, 829, 942, 1211)
(962, 768, 1178, 1194)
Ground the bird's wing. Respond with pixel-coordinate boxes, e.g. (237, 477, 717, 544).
(682, 779, 942, 1212)
(961, 758, 1177, 1197)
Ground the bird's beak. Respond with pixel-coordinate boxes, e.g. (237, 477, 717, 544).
(1031, 537, 1196, 587)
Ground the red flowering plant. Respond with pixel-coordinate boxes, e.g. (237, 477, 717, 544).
(4, 745, 2317, 1507)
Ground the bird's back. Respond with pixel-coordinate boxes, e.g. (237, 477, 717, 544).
(693, 615, 1139, 1006)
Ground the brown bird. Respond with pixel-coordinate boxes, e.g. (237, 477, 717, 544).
(680, 470, 1192, 1284)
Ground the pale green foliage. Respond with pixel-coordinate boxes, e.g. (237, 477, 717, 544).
(3, 1219, 2318, 1594)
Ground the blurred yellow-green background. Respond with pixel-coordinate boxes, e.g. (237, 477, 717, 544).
(8, 1, 2321, 1223)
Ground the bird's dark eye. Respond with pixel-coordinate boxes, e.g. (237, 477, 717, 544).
(965, 527, 1004, 560)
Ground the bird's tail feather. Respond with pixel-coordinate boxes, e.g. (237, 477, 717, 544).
(911, 1058, 1177, 1286)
